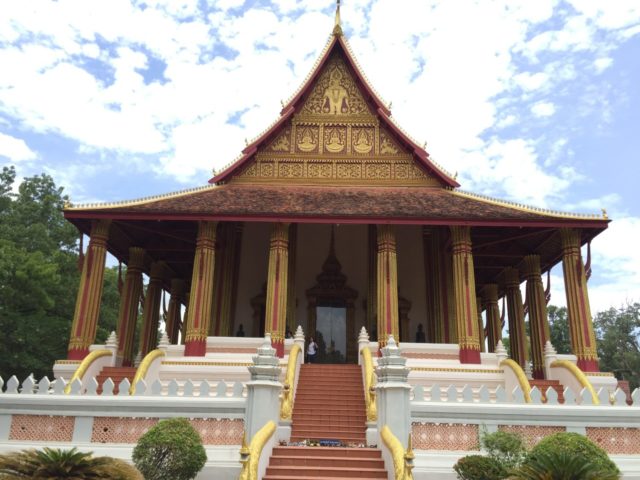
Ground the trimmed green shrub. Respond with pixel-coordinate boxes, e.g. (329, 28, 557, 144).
(511, 449, 620, 479)
(523, 432, 619, 477)
(454, 454, 507, 480)
(132, 417, 207, 480)
(481, 430, 526, 471)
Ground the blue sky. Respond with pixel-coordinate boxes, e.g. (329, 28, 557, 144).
(0, 0, 639, 312)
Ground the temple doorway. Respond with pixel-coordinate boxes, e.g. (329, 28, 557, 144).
(306, 227, 359, 363)
(315, 302, 347, 363)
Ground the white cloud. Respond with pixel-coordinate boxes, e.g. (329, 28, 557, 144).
(593, 57, 613, 73)
(531, 101, 556, 117)
(0, 132, 37, 162)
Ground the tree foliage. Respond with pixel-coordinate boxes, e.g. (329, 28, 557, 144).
(132, 418, 206, 480)
(510, 450, 619, 480)
(548, 305, 571, 354)
(522, 432, 619, 477)
(0, 447, 142, 479)
(0, 166, 119, 381)
(594, 303, 640, 390)
(453, 454, 506, 480)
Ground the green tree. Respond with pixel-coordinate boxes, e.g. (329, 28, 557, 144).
(0, 166, 120, 381)
(594, 303, 640, 390)
(548, 305, 571, 354)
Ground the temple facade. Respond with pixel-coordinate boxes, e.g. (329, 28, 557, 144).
(62, 17, 607, 377)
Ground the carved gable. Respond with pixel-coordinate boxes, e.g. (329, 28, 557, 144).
(228, 50, 442, 187)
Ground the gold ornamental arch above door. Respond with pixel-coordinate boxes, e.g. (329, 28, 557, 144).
(306, 228, 358, 363)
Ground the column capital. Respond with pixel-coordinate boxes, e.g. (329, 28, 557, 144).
(449, 225, 471, 252)
(482, 284, 499, 303)
(170, 278, 186, 296)
(149, 260, 169, 281)
(127, 247, 145, 272)
(196, 220, 217, 249)
(503, 267, 520, 288)
(89, 219, 111, 244)
(523, 254, 542, 279)
(560, 228, 581, 254)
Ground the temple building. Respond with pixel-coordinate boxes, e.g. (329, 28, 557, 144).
(62, 15, 607, 377)
(4, 6, 639, 480)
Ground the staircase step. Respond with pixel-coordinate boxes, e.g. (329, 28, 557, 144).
(272, 447, 381, 459)
(265, 466, 386, 478)
(269, 455, 384, 468)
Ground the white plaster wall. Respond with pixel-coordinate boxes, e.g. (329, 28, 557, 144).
(294, 224, 368, 335)
(396, 225, 427, 341)
(234, 222, 270, 337)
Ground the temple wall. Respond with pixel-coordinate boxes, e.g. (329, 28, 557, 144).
(396, 225, 428, 341)
(294, 224, 368, 334)
(234, 222, 270, 336)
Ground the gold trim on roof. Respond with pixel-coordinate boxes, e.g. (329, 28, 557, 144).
(65, 184, 219, 211)
(449, 189, 608, 220)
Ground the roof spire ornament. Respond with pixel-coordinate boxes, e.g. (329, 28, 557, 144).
(333, 0, 343, 36)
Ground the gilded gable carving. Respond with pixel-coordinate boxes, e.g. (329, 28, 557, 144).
(296, 126, 319, 153)
(268, 128, 291, 152)
(380, 129, 401, 155)
(301, 55, 371, 118)
(324, 126, 347, 154)
(352, 128, 374, 154)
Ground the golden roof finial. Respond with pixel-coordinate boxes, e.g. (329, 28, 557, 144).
(333, 0, 343, 36)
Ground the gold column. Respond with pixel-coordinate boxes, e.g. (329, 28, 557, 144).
(524, 255, 550, 379)
(367, 225, 377, 339)
(376, 225, 399, 348)
(286, 223, 298, 335)
(561, 228, 599, 371)
(210, 222, 243, 337)
(184, 221, 217, 356)
(422, 227, 444, 342)
(482, 284, 501, 353)
(68, 219, 111, 360)
(476, 296, 485, 353)
(116, 247, 145, 366)
(443, 242, 457, 343)
(165, 278, 186, 345)
(265, 222, 289, 357)
(139, 261, 166, 358)
(504, 267, 528, 368)
(450, 226, 480, 363)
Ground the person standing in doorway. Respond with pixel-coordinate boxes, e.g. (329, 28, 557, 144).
(307, 337, 318, 363)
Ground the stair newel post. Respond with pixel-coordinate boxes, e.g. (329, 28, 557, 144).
(105, 331, 118, 368)
(375, 335, 411, 453)
(245, 334, 282, 478)
(358, 326, 370, 366)
(293, 326, 305, 363)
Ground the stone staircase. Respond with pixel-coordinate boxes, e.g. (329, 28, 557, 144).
(529, 378, 565, 403)
(95, 366, 137, 394)
(264, 364, 387, 479)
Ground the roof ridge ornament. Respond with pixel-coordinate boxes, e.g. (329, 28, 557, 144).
(333, 0, 343, 36)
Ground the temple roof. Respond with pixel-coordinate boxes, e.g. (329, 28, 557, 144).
(65, 183, 608, 228)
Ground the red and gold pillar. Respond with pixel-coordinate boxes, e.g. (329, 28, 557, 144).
(265, 222, 289, 357)
(524, 255, 550, 379)
(68, 219, 111, 360)
(504, 267, 528, 368)
(165, 278, 186, 345)
(561, 228, 599, 371)
(476, 297, 485, 353)
(210, 222, 242, 337)
(138, 261, 166, 358)
(376, 225, 399, 349)
(482, 284, 501, 353)
(450, 226, 481, 363)
(184, 221, 217, 356)
(367, 225, 377, 338)
(116, 247, 145, 366)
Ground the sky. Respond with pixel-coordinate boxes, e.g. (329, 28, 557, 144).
(0, 0, 639, 314)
